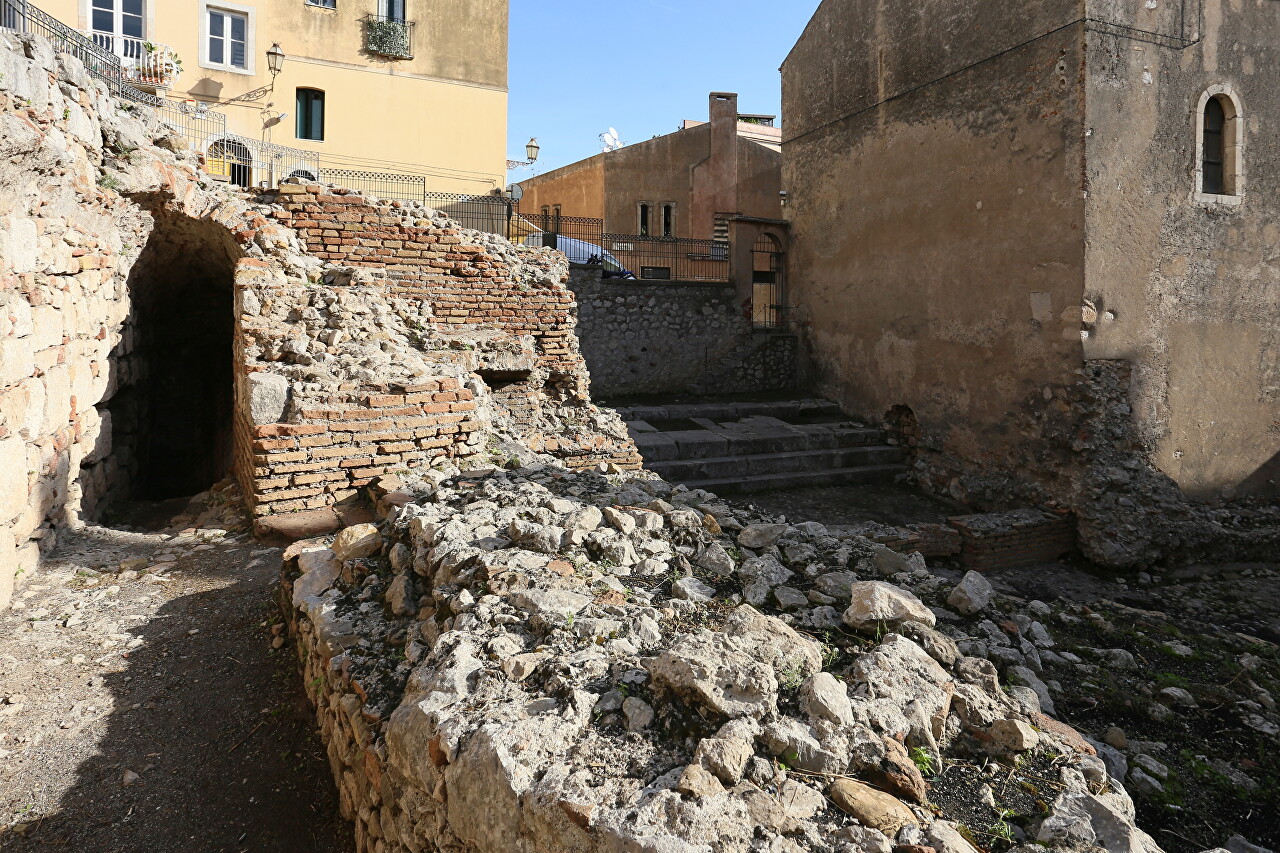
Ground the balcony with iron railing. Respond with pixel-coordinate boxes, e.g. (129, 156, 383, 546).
(83, 32, 182, 90)
(362, 14, 414, 59)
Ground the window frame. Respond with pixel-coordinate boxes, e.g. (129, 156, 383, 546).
(199, 1, 255, 75)
(295, 87, 326, 142)
(661, 203, 675, 238)
(1193, 85, 1244, 206)
(638, 202, 651, 237)
(304, 0, 336, 8)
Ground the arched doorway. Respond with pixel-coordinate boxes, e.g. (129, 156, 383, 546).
(92, 199, 240, 511)
(752, 233, 787, 329)
(207, 138, 253, 188)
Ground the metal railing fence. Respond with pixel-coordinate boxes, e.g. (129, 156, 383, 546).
(605, 235, 730, 282)
(1, 0, 166, 107)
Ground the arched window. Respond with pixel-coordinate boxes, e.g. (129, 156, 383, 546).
(1197, 87, 1242, 200)
(296, 88, 325, 141)
(207, 138, 252, 188)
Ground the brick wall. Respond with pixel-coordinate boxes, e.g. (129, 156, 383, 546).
(233, 184, 641, 519)
(239, 379, 481, 518)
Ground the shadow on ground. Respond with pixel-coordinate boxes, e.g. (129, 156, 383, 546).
(1, 523, 353, 853)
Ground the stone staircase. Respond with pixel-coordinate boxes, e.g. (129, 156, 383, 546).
(615, 398, 909, 494)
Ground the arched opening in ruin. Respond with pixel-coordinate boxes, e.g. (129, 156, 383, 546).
(90, 198, 241, 513)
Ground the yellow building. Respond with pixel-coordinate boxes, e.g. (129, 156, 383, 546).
(39, 0, 510, 196)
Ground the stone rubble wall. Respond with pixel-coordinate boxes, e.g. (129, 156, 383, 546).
(0, 32, 270, 605)
(237, 187, 642, 522)
(281, 465, 1164, 853)
(0, 32, 640, 605)
(567, 266, 797, 398)
(906, 361, 1280, 570)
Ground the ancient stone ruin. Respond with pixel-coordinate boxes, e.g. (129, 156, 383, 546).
(0, 30, 636, 605)
(2, 29, 1276, 853)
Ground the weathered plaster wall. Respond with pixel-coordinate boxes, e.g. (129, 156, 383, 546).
(517, 156, 606, 224)
(566, 267, 795, 399)
(1082, 0, 1280, 499)
(782, 8, 1090, 497)
(518, 94, 782, 240)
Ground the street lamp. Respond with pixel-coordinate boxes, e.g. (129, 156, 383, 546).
(525, 137, 540, 163)
(267, 43, 286, 78)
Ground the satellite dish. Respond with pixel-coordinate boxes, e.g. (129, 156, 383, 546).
(599, 127, 625, 152)
(507, 183, 524, 202)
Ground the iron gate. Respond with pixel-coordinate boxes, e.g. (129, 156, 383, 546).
(751, 233, 787, 329)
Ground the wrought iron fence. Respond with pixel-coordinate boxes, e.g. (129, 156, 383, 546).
(205, 133, 320, 189)
(363, 14, 415, 59)
(318, 167, 426, 205)
(1, 0, 168, 106)
(605, 235, 730, 282)
(154, 99, 227, 151)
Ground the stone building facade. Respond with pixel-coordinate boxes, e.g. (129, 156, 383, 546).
(782, 0, 1278, 562)
(0, 31, 637, 607)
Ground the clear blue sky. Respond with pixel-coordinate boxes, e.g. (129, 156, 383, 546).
(505, 0, 822, 183)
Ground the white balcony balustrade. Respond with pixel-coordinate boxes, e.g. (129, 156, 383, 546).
(84, 32, 182, 90)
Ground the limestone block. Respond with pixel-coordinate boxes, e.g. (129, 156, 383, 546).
(29, 304, 64, 352)
(0, 529, 15, 608)
(1, 215, 37, 274)
(0, 336, 35, 389)
(248, 372, 290, 425)
(0, 291, 33, 338)
(39, 364, 71, 434)
(0, 435, 29, 524)
(82, 407, 111, 465)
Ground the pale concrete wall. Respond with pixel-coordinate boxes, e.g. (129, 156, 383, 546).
(1081, 0, 1280, 499)
(783, 1, 1089, 488)
(39, 0, 509, 194)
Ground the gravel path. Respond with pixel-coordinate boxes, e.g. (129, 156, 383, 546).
(0, 493, 353, 853)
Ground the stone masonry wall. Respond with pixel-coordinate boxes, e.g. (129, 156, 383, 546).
(567, 266, 796, 399)
(235, 187, 642, 523)
(0, 31, 640, 606)
(0, 32, 272, 605)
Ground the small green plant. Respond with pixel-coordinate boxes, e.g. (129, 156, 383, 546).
(988, 808, 1017, 842)
(1154, 672, 1191, 689)
(909, 746, 936, 777)
(98, 172, 123, 191)
(62, 107, 70, 120)
(777, 660, 807, 692)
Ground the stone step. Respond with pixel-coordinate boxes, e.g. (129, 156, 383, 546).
(614, 398, 845, 425)
(648, 446, 906, 482)
(629, 417, 886, 462)
(681, 464, 910, 495)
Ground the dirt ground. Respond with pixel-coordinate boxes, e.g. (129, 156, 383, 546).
(0, 491, 353, 853)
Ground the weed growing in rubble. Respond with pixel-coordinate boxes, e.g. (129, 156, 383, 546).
(778, 660, 807, 693)
(988, 808, 1017, 842)
(910, 746, 936, 777)
(98, 171, 123, 191)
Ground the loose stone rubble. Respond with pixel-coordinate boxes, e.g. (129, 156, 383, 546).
(280, 464, 1196, 853)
